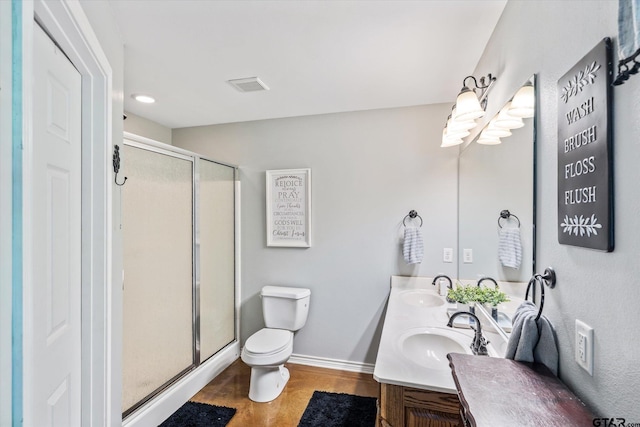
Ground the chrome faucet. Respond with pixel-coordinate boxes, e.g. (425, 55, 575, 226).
(446, 311, 489, 356)
(432, 274, 453, 302)
(476, 276, 499, 289)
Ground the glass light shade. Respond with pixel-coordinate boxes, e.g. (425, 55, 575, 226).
(482, 119, 512, 138)
(444, 124, 471, 139)
(477, 133, 502, 145)
(447, 112, 477, 132)
(441, 137, 463, 148)
(509, 83, 535, 118)
(453, 87, 485, 121)
(493, 103, 524, 129)
(441, 129, 464, 147)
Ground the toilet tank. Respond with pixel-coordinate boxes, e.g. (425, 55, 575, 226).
(261, 286, 311, 331)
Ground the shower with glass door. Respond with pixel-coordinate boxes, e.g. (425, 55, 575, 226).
(120, 138, 237, 417)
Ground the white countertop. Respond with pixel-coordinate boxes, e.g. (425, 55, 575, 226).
(373, 276, 503, 394)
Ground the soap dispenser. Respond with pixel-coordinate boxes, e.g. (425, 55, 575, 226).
(439, 278, 448, 297)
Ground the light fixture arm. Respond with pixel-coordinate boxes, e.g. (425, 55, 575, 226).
(462, 74, 495, 90)
(462, 73, 496, 103)
(462, 75, 481, 89)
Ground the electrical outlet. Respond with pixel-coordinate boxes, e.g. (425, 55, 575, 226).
(575, 319, 594, 375)
(578, 332, 586, 362)
(463, 248, 473, 263)
(443, 248, 453, 263)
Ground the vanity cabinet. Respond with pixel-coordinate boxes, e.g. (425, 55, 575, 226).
(447, 353, 594, 426)
(379, 383, 462, 427)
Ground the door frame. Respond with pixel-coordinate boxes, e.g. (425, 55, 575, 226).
(20, 1, 115, 425)
(1, 2, 16, 426)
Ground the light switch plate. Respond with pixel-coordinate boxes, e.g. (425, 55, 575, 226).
(463, 248, 473, 263)
(443, 248, 453, 263)
(575, 319, 594, 375)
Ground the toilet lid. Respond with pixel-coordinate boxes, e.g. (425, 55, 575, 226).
(244, 329, 292, 355)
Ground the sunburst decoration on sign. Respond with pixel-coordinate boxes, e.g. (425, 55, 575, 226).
(560, 61, 601, 103)
(560, 214, 602, 237)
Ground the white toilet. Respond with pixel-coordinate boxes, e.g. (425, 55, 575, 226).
(241, 286, 311, 402)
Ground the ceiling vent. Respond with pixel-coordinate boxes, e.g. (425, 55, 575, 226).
(228, 77, 269, 92)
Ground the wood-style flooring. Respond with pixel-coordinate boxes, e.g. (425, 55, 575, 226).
(190, 359, 379, 427)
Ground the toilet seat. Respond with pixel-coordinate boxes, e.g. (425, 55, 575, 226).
(241, 328, 293, 366)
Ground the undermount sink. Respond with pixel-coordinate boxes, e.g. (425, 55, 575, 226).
(399, 290, 445, 308)
(397, 328, 472, 370)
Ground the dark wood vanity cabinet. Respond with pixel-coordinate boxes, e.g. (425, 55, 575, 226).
(447, 353, 595, 427)
(378, 383, 463, 427)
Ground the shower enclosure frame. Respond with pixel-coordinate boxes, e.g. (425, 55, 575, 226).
(121, 132, 240, 424)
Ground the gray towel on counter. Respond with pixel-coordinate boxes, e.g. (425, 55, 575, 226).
(505, 301, 558, 375)
(403, 227, 424, 264)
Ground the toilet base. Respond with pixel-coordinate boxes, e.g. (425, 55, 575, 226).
(248, 365, 290, 403)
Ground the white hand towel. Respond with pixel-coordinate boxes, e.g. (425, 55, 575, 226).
(498, 227, 522, 269)
(618, 0, 640, 61)
(403, 227, 424, 265)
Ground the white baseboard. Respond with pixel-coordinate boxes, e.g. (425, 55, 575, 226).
(123, 342, 240, 427)
(288, 353, 375, 374)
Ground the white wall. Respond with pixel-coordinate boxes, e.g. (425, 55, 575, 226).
(173, 104, 458, 365)
(473, 1, 640, 419)
(124, 112, 172, 145)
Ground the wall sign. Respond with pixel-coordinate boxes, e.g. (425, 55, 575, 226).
(266, 168, 311, 247)
(557, 38, 613, 251)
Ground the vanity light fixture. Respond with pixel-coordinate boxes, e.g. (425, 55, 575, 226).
(453, 74, 496, 121)
(446, 111, 476, 133)
(440, 128, 464, 148)
(132, 94, 156, 104)
(473, 79, 535, 147)
(482, 119, 512, 138)
(447, 127, 471, 139)
(441, 73, 496, 148)
(476, 133, 502, 145)
(508, 81, 535, 118)
(493, 102, 525, 130)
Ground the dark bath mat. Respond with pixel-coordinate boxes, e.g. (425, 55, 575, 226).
(158, 401, 236, 427)
(298, 391, 377, 427)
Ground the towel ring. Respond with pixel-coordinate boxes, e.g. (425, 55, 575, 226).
(525, 267, 556, 322)
(403, 210, 423, 227)
(525, 276, 545, 322)
(536, 267, 557, 289)
(498, 209, 520, 228)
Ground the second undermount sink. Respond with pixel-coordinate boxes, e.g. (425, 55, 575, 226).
(399, 290, 445, 308)
(397, 327, 472, 370)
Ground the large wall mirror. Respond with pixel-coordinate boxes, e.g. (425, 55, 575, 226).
(457, 76, 536, 284)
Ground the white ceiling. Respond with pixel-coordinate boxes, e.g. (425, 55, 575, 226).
(109, 0, 507, 129)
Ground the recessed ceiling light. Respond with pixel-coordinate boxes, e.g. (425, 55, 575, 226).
(132, 94, 156, 104)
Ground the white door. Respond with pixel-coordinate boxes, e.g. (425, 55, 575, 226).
(27, 23, 82, 426)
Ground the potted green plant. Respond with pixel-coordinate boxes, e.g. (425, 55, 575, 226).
(447, 284, 478, 313)
(480, 287, 510, 320)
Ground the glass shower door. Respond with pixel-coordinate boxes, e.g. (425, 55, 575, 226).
(198, 159, 236, 361)
(121, 144, 194, 415)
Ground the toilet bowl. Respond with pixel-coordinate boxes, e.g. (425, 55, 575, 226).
(241, 328, 294, 402)
(241, 286, 310, 402)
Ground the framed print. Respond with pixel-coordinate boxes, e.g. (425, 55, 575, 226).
(266, 168, 311, 247)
